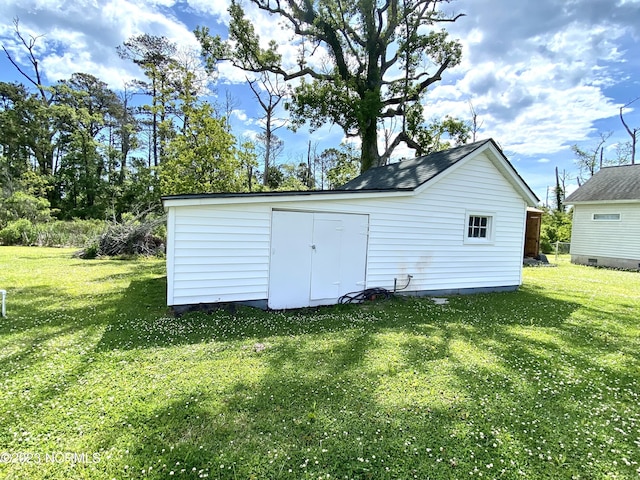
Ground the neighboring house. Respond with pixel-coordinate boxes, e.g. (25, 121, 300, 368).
(565, 164, 640, 270)
(162, 138, 539, 311)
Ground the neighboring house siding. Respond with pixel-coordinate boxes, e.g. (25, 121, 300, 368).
(570, 202, 640, 262)
(167, 152, 528, 306)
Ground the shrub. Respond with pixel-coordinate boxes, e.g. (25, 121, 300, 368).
(540, 236, 553, 255)
(0, 219, 35, 245)
(540, 208, 572, 254)
(33, 220, 105, 247)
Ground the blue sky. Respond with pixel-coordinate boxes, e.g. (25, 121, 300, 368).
(1, 0, 639, 203)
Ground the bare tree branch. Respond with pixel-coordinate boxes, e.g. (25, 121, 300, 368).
(379, 130, 423, 165)
(619, 96, 639, 164)
(2, 18, 51, 103)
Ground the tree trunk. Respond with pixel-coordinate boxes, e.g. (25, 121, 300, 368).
(263, 117, 272, 186)
(307, 141, 313, 188)
(360, 118, 380, 172)
(555, 166, 563, 212)
(151, 77, 159, 168)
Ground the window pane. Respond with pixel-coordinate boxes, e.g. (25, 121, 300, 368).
(467, 215, 491, 240)
(593, 213, 620, 221)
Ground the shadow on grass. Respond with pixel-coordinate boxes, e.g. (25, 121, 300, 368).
(94, 282, 584, 352)
(87, 282, 639, 479)
(5, 263, 640, 479)
(0, 260, 167, 334)
(90, 333, 472, 479)
(441, 322, 640, 479)
(84, 288, 634, 479)
(0, 263, 168, 421)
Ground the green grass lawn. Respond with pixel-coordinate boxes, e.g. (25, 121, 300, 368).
(0, 247, 638, 479)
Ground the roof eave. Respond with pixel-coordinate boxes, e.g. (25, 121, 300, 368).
(162, 188, 413, 208)
(566, 198, 640, 205)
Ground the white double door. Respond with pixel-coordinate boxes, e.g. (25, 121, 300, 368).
(268, 210, 369, 309)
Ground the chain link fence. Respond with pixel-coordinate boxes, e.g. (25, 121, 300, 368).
(553, 241, 571, 262)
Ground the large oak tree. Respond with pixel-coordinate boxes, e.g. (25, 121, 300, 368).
(196, 0, 464, 172)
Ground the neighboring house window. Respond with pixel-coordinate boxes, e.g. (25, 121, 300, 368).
(465, 212, 495, 243)
(592, 213, 621, 221)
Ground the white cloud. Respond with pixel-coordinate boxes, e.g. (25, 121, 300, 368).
(231, 109, 249, 122)
(217, 62, 249, 84)
(483, 85, 618, 156)
(423, 11, 631, 157)
(0, 0, 201, 88)
(100, 0, 200, 49)
(239, 129, 259, 142)
(187, 0, 230, 21)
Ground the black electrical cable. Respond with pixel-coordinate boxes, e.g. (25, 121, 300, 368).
(338, 287, 393, 304)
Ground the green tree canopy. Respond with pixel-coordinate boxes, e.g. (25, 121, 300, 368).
(118, 34, 179, 167)
(196, 0, 465, 172)
(324, 144, 360, 189)
(160, 102, 243, 195)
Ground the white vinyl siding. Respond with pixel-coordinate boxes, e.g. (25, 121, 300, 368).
(169, 205, 272, 305)
(166, 151, 529, 306)
(570, 203, 640, 260)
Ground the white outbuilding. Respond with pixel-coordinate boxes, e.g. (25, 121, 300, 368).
(162, 138, 539, 311)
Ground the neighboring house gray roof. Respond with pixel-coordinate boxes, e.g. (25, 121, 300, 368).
(565, 164, 640, 203)
(339, 139, 493, 191)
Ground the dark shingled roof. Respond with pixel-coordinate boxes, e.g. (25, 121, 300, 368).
(565, 164, 640, 203)
(338, 139, 493, 191)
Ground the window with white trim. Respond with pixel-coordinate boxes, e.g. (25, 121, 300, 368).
(465, 212, 495, 243)
(592, 213, 620, 221)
